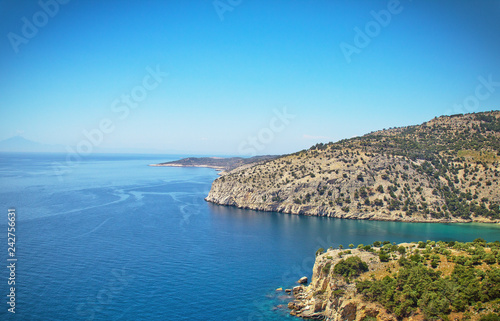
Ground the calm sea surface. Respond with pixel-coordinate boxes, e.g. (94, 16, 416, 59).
(1, 153, 499, 320)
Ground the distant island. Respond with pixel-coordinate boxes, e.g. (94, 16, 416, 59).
(205, 111, 500, 223)
(150, 155, 278, 174)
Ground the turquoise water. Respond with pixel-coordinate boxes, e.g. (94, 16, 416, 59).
(0, 152, 499, 320)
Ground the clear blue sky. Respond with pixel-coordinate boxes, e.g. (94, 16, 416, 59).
(1, 0, 500, 155)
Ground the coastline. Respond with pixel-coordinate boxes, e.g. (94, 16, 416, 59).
(204, 199, 500, 224)
(149, 163, 226, 171)
(149, 155, 279, 175)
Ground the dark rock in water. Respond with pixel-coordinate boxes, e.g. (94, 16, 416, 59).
(285, 289, 292, 294)
(277, 294, 292, 301)
(288, 301, 304, 311)
(298, 276, 308, 284)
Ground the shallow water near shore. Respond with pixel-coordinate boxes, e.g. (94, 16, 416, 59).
(1, 152, 499, 320)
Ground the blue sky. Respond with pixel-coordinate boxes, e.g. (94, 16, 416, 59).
(1, 0, 500, 155)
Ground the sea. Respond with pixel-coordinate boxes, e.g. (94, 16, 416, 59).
(0, 152, 499, 321)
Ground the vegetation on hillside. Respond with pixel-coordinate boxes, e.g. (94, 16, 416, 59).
(207, 111, 500, 222)
(352, 239, 500, 320)
(333, 256, 369, 280)
(300, 238, 500, 320)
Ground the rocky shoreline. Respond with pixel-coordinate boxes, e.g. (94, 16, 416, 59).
(285, 248, 397, 320)
(204, 196, 495, 223)
(150, 163, 227, 171)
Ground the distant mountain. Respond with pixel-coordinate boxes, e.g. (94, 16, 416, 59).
(0, 136, 65, 153)
(206, 111, 500, 223)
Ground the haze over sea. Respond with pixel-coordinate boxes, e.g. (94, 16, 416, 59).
(1, 152, 499, 321)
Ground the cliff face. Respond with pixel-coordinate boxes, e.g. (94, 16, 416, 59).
(288, 248, 395, 321)
(206, 111, 500, 223)
(289, 241, 500, 320)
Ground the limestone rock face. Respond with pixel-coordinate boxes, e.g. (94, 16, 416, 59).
(287, 248, 397, 321)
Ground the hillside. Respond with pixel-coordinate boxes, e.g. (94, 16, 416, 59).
(205, 111, 500, 223)
(287, 239, 500, 320)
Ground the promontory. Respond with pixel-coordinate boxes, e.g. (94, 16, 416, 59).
(205, 111, 500, 223)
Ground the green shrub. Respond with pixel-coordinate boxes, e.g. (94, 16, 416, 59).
(483, 253, 496, 265)
(332, 289, 345, 296)
(379, 252, 390, 262)
(314, 289, 325, 296)
(480, 313, 500, 321)
(474, 238, 487, 246)
(334, 256, 369, 279)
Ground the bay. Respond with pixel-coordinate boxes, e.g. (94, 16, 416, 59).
(0, 152, 499, 320)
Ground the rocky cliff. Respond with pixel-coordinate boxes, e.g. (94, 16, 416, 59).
(288, 248, 396, 321)
(288, 240, 500, 320)
(206, 111, 500, 223)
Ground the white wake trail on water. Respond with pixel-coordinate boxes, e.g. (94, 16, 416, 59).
(50, 191, 130, 217)
(73, 217, 113, 239)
